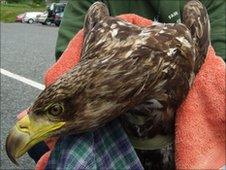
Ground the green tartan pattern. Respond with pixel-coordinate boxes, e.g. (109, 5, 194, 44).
(45, 119, 143, 170)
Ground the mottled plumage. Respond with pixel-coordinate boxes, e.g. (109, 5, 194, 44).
(6, 0, 210, 169)
(34, 5, 195, 134)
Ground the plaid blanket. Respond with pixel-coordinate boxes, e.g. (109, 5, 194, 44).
(45, 119, 143, 170)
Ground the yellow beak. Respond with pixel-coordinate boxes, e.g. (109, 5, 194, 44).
(6, 114, 65, 165)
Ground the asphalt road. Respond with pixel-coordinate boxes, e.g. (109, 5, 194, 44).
(1, 23, 58, 169)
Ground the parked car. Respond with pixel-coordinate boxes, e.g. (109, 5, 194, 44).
(46, 3, 66, 26)
(22, 12, 43, 24)
(54, 12, 64, 26)
(36, 11, 49, 25)
(15, 13, 25, 22)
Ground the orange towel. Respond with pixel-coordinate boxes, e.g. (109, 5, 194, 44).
(17, 14, 225, 170)
(175, 46, 225, 169)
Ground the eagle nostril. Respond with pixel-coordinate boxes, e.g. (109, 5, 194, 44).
(19, 124, 28, 129)
(16, 116, 31, 133)
(17, 124, 30, 134)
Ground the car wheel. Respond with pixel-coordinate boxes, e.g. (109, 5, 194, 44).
(28, 19, 34, 24)
(43, 19, 51, 26)
(46, 20, 52, 25)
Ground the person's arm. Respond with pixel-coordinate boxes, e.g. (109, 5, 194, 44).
(55, 0, 97, 60)
(202, 0, 226, 60)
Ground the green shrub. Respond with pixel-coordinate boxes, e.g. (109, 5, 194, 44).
(0, 3, 46, 23)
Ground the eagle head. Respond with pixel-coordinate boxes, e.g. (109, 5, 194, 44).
(6, 75, 79, 165)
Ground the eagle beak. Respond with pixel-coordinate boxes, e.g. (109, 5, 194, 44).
(6, 114, 65, 165)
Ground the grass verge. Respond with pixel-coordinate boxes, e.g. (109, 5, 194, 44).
(0, 3, 46, 23)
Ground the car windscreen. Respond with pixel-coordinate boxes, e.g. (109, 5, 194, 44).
(54, 5, 65, 13)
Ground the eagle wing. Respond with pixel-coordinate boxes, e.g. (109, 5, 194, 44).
(54, 18, 194, 134)
(30, 1, 209, 135)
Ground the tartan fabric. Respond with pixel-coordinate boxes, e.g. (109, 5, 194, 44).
(45, 119, 143, 170)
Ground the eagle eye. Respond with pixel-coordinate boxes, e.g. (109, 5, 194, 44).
(48, 103, 64, 116)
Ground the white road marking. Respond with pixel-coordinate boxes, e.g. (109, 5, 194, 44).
(0, 68, 45, 90)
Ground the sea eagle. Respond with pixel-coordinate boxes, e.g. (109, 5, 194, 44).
(6, 0, 210, 168)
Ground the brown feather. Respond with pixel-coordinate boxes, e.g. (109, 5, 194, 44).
(31, 0, 210, 135)
(28, 1, 210, 168)
(4, 1, 212, 169)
